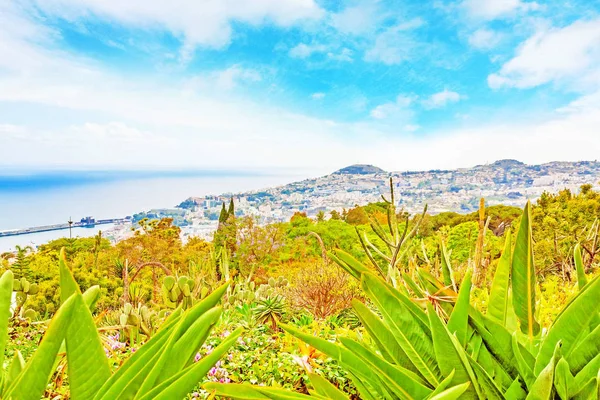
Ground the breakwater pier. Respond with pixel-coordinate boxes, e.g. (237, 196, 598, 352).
(0, 217, 130, 238)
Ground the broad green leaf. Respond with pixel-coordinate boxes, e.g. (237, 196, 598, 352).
(352, 299, 417, 374)
(362, 273, 440, 386)
(58, 248, 79, 304)
(402, 272, 426, 299)
(135, 312, 186, 396)
(0, 270, 14, 372)
(59, 249, 111, 399)
(535, 275, 600, 375)
(280, 323, 391, 395)
(470, 313, 527, 379)
(94, 319, 177, 399)
(512, 333, 535, 389)
(204, 382, 313, 399)
(328, 249, 370, 281)
(574, 244, 588, 291)
(447, 270, 472, 347)
(568, 320, 600, 374)
(573, 353, 600, 395)
(488, 230, 512, 326)
(505, 378, 527, 400)
(526, 342, 560, 400)
(160, 307, 222, 380)
(511, 201, 540, 339)
(571, 376, 598, 400)
(176, 281, 230, 339)
(5, 293, 77, 400)
(308, 373, 349, 400)
(554, 358, 575, 400)
(427, 303, 481, 399)
(4, 349, 25, 391)
(139, 328, 242, 400)
(96, 283, 228, 399)
(339, 337, 432, 399)
(467, 354, 505, 400)
(440, 240, 456, 291)
(348, 372, 381, 400)
(82, 285, 101, 311)
(428, 370, 456, 397)
(429, 383, 471, 400)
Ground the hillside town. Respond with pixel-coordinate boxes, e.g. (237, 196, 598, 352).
(170, 159, 600, 240)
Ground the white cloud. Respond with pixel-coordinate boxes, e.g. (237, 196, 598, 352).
(185, 65, 262, 92)
(488, 19, 600, 89)
(311, 92, 325, 100)
(370, 95, 416, 119)
(462, 0, 541, 20)
(327, 48, 353, 62)
(365, 28, 416, 65)
(289, 43, 328, 58)
(422, 90, 464, 109)
(26, 0, 324, 58)
(330, 2, 379, 35)
(468, 28, 503, 50)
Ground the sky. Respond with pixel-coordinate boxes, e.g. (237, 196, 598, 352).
(1, 0, 600, 174)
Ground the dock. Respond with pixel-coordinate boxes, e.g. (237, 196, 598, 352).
(0, 217, 130, 238)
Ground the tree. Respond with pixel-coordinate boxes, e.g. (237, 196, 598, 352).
(316, 210, 325, 222)
(330, 210, 341, 220)
(218, 202, 228, 226)
(345, 206, 369, 225)
(12, 245, 33, 281)
(227, 197, 235, 217)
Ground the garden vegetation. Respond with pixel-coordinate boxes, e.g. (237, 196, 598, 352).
(1, 182, 600, 399)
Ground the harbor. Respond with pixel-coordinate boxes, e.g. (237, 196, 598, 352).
(0, 217, 130, 238)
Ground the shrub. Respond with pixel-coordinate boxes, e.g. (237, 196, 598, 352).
(288, 262, 358, 320)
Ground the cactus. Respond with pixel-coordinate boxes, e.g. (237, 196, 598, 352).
(12, 277, 39, 318)
(161, 275, 197, 310)
(23, 308, 38, 321)
(119, 302, 160, 344)
(224, 276, 289, 309)
(200, 286, 209, 299)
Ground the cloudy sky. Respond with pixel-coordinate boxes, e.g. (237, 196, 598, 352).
(1, 0, 599, 173)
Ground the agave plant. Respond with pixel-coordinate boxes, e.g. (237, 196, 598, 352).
(207, 201, 600, 399)
(0, 248, 239, 400)
(253, 295, 286, 331)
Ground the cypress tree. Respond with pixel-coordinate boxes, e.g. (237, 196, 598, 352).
(218, 202, 228, 226)
(227, 198, 235, 219)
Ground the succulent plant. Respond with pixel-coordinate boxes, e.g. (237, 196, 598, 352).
(12, 277, 39, 318)
(161, 275, 201, 309)
(22, 308, 38, 321)
(119, 302, 160, 343)
(224, 276, 288, 309)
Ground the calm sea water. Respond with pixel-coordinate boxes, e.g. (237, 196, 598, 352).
(0, 170, 304, 252)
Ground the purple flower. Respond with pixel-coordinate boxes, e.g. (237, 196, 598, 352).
(194, 353, 201, 362)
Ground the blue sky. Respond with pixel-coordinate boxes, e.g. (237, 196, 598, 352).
(1, 0, 600, 173)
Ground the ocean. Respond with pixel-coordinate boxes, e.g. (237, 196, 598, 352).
(0, 170, 305, 252)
